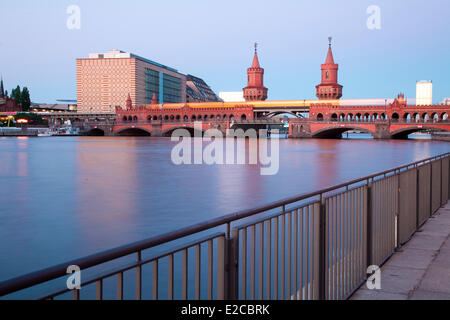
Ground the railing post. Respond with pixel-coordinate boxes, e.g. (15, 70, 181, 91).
(416, 165, 420, 229)
(396, 171, 401, 249)
(226, 227, 239, 300)
(318, 194, 327, 300)
(440, 158, 443, 206)
(430, 159, 433, 216)
(366, 180, 372, 267)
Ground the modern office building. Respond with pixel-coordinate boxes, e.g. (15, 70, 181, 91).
(76, 50, 187, 113)
(416, 81, 433, 105)
(185, 74, 221, 102)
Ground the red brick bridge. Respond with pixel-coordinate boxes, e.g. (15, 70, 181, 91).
(82, 95, 450, 139)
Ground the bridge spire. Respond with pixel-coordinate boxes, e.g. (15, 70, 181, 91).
(325, 37, 335, 64)
(151, 93, 158, 105)
(126, 93, 132, 109)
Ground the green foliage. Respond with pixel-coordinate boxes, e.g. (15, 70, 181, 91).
(11, 85, 21, 105)
(21, 87, 31, 111)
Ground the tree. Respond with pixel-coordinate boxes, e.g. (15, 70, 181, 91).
(11, 85, 21, 105)
(4, 90, 8, 98)
(21, 87, 31, 111)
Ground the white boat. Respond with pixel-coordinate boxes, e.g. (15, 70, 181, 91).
(37, 132, 53, 137)
(36, 129, 56, 137)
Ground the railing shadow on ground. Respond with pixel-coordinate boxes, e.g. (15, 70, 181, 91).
(0, 153, 449, 300)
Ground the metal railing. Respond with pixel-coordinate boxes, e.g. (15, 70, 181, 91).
(0, 152, 449, 300)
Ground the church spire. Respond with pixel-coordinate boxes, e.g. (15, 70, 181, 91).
(0, 76, 4, 99)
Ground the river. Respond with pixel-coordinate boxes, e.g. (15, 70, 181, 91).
(0, 135, 448, 284)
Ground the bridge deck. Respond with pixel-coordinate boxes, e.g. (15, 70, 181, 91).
(351, 201, 450, 300)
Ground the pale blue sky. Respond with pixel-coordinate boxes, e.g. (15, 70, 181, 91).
(1, 0, 449, 103)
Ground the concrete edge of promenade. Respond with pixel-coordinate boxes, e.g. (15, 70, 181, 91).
(351, 200, 450, 300)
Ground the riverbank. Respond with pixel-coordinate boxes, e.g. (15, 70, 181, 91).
(432, 132, 450, 142)
(351, 201, 450, 300)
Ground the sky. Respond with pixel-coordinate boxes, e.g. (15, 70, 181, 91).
(1, 0, 449, 104)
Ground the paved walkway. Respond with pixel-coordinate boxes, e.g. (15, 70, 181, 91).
(351, 201, 450, 300)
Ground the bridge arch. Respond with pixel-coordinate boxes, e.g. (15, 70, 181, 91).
(431, 113, 439, 121)
(115, 127, 152, 137)
(86, 128, 105, 136)
(363, 113, 370, 122)
(312, 125, 376, 139)
(162, 126, 205, 137)
(390, 125, 449, 139)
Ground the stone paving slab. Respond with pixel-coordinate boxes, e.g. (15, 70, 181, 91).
(351, 200, 450, 300)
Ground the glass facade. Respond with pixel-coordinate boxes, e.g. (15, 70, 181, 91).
(144, 67, 183, 104)
(145, 68, 159, 104)
(163, 73, 182, 103)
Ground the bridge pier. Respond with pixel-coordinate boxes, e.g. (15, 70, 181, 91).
(289, 122, 313, 138)
(373, 123, 391, 139)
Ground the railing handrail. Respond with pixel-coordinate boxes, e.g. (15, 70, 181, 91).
(1, 151, 449, 297)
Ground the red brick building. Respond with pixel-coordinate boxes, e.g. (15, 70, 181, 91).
(0, 98, 22, 113)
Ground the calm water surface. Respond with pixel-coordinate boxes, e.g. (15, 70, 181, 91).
(0, 135, 449, 281)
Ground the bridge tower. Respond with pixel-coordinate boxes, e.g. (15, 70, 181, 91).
(126, 93, 132, 109)
(243, 43, 268, 101)
(316, 37, 343, 100)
